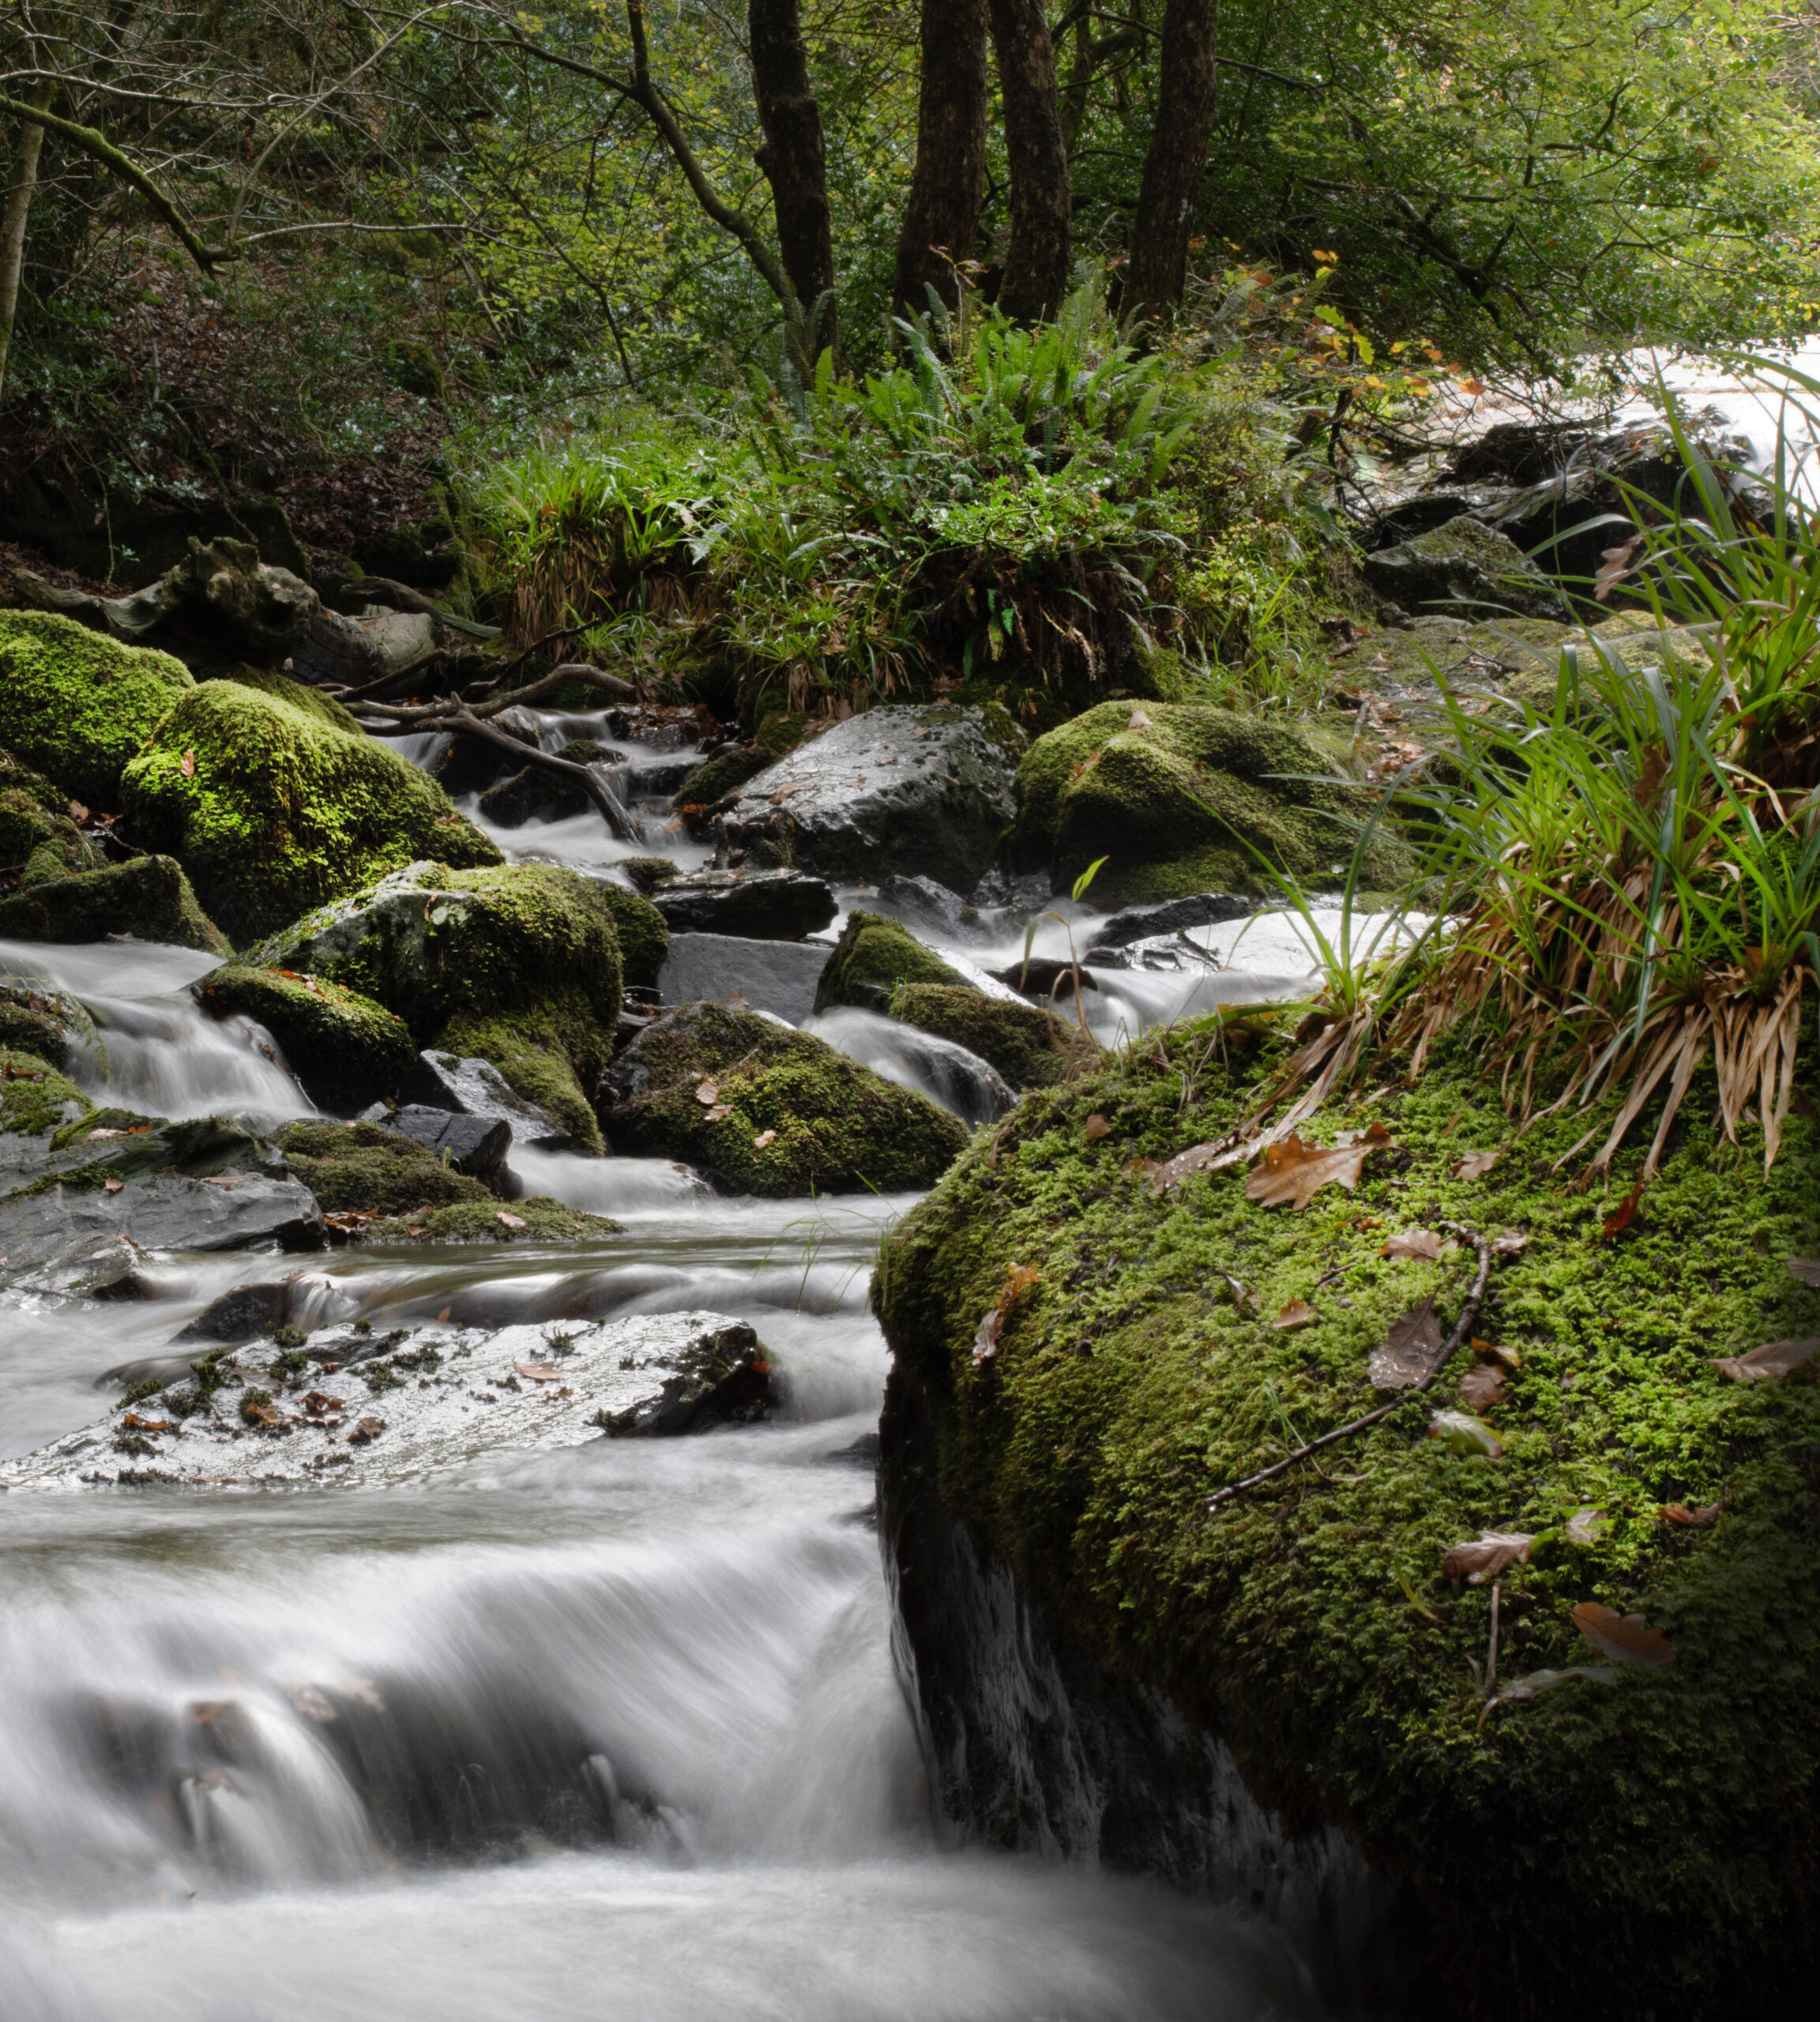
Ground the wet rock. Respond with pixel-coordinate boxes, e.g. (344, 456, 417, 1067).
(0, 1310, 777, 1489)
(716, 705, 1018, 890)
(618, 855, 681, 894)
(810, 1006, 1016, 1125)
(649, 866, 837, 941)
(476, 739, 630, 828)
(404, 1050, 572, 1148)
(374, 1104, 513, 1184)
(1013, 701, 1412, 908)
(0, 986, 101, 1080)
(121, 674, 502, 945)
(1083, 892, 1255, 962)
(875, 874, 987, 942)
(657, 932, 830, 1025)
(1360, 517, 1570, 622)
(192, 964, 417, 1114)
(0, 855, 231, 956)
(814, 911, 968, 1013)
(887, 984, 1088, 1091)
(601, 998, 968, 1196)
(171, 1280, 292, 1344)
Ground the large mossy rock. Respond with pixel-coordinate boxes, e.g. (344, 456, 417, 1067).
(273, 1119, 494, 1213)
(0, 747, 100, 886)
(888, 983, 1081, 1090)
(253, 860, 622, 1152)
(1014, 701, 1413, 906)
(875, 1024, 1820, 2018)
(601, 999, 968, 1196)
(0, 611, 194, 810)
(0, 855, 230, 955)
(814, 910, 968, 1013)
(194, 964, 417, 1114)
(1360, 516, 1570, 622)
(0, 979, 100, 1075)
(598, 881, 668, 991)
(120, 675, 502, 944)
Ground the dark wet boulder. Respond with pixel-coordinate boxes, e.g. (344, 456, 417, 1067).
(373, 1104, 512, 1186)
(1083, 892, 1255, 960)
(814, 910, 968, 1013)
(192, 964, 417, 1114)
(1360, 516, 1570, 622)
(716, 704, 1018, 890)
(601, 999, 968, 1196)
(0, 746, 100, 886)
(0, 982, 102, 1077)
(649, 866, 837, 941)
(476, 739, 627, 827)
(404, 1049, 572, 1148)
(0, 855, 231, 956)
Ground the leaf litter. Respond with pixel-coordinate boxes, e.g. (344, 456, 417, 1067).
(1442, 1532, 1535, 1584)
(1572, 1602, 1675, 1667)
(1369, 1295, 1442, 1389)
(1245, 1128, 1384, 1211)
(1713, 1337, 1819, 1381)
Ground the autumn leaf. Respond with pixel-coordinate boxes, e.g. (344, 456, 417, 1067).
(103, 1178, 124, 1194)
(1127, 708, 1153, 730)
(513, 1361, 566, 1382)
(1149, 1142, 1220, 1193)
(1571, 1602, 1675, 1668)
(1369, 1295, 1441, 1389)
(752, 1129, 778, 1148)
(972, 1263, 1040, 1366)
(1787, 1258, 1820, 1287)
(1660, 1486, 1728, 1526)
(1245, 1131, 1377, 1211)
(1457, 1362, 1506, 1413)
(1220, 1272, 1257, 1312)
(1382, 1228, 1450, 1261)
(1427, 1409, 1502, 1457)
(1593, 534, 1645, 603)
(694, 1078, 720, 1106)
(1454, 1150, 1499, 1180)
(1272, 1299, 1318, 1330)
(1442, 1531, 1533, 1584)
(1457, 376, 1487, 396)
(1491, 1231, 1529, 1256)
(1492, 1665, 1617, 1706)
(704, 1104, 732, 1122)
(1600, 1178, 1643, 1240)
(67, 799, 88, 822)
(1084, 1114, 1112, 1141)
(1565, 1505, 1608, 1545)
(1712, 1337, 1819, 1381)
(180, 750, 196, 778)
(120, 1412, 169, 1433)
(494, 1210, 526, 1231)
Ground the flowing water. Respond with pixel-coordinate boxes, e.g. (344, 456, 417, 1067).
(0, 723, 1337, 2021)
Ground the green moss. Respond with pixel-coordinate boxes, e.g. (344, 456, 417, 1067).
(437, 1007, 605, 1156)
(0, 1048, 92, 1137)
(597, 881, 668, 990)
(814, 910, 968, 1013)
(120, 679, 502, 944)
(888, 983, 1082, 1089)
(194, 964, 416, 1112)
(0, 980, 100, 1074)
(273, 1119, 491, 1213)
(618, 855, 680, 894)
(604, 999, 968, 1195)
(0, 855, 230, 954)
(360, 1196, 622, 1242)
(50, 1104, 156, 1150)
(671, 744, 773, 810)
(0, 611, 194, 810)
(209, 666, 369, 733)
(1013, 701, 1414, 905)
(0, 748, 97, 878)
(878, 1025, 1820, 2017)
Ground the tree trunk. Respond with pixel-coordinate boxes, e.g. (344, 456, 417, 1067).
(891, 0, 989, 319)
(1122, 0, 1219, 326)
(748, 0, 837, 358)
(0, 81, 53, 409)
(985, 0, 1071, 323)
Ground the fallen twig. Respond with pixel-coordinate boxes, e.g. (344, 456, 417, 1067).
(1205, 1220, 1494, 1509)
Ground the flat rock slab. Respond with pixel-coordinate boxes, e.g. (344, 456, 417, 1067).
(649, 867, 837, 942)
(374, 1103, 512, 1179)
(2, 1310, 776, 1490)
(717, 705, 1017, 891)
(658, 933, 830, 1025)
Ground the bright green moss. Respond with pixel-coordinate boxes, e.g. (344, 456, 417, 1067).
(273, 1119, 491, 1213)
(121, 678, 502, 944)
(194, 964, 416, 1112)
(0, 611, 194, 810)
(1013, 701, 1413, 905)
(437, 1007, 605, 1156)
(0, 855, 230, 954)
(814, 910, 968, 1013)
(888, 983, 1082, 1089)
(671, 744, 773, 810)
(877, 1024, 1820, 2017)
(0, 1047, 92, 1137)
(597, 881, 668, 991)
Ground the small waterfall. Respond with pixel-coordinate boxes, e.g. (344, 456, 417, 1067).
(806, 1008, 1014, 1124)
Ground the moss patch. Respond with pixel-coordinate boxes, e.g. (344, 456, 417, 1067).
(437, 1007, 604, 1156)
(602, 998, 968, 1195)
(0, 748, 97, 881)
(1013, 701, 1413, 906)
(878, 1024, 1820, 2019)
(598, 881, 668, 991)
(194, 964, 416, 1113)
(0, 1048, 92, 1137)
(814, 911, 968, 1013)
(273, 1118, 492, 1213)
(121, 677, 502, 944)
(0, 611, 194, 810)
(0, 855, 230, 954)
(888, 983, 1085, 1089)
(0, 980, 100, 1074)
(360, 1197, 621, 1242)
(671, 744, 773, 811)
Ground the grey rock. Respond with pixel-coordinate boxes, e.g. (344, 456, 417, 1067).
(658, 932, 832, 1025)
(173, 1281, 292, 1344)
(404, 1050, 571, 1148)
(1361, 517, 1570, 622)
(375, 1104, 511, 1182)
(1085, 893, 1255, 959)
(716, 705, 1019, 889)
(649, 867, 837, 941)
(875, 874, 987, 943)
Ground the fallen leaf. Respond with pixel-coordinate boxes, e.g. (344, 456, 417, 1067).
(1245, 1132, 1375, 1211)
(68, 799, 88, 821)
(436, 1304, 452, 1324)
(1220, 1271, 1257, 1312)
(1427, 1409, 1503, 1458)
(752, 1129, 777, 1148)
(1713, 1337, 1820, 1382)
(1383, 1228, 1448, 1261)
(1566, 1506, 1608, 1545)
(1660, 1486, 1729, 1526)
(180, 750, 196, 777)
(347, 1415, 387, 1445)
(1085, 1114, 1112, 1141)
(1127, 708, 1153, 729)
(1787, 1258, 1820, 1287)
(1442, 1531, 1534, 1584)
(1472, 1336, 1521, 1370)
(705, 1103, 732, 1122)
(120, 1412, 168, 1433)
(103, 1178, 124, 1194)
(1491, 1231, 1529, 1256)
(1150, 1141, 1220, 1193)
(1457, 1362, 1506, 1412)
(694, 1079, 720, 1106)
(1492, 1665, 1617, 1705)
(1454, 1150, 1499, 1180)
(241, 1400, 281, 1428)
(494, 1210, 527, 1231)
(513, 1361, 566, 1383)
(972, 1263, 1040, 1365)
(1272, 1299, 1318, 1330)
(1593, 533, 1645, 603)
(1571, 1601, 1675, 1668)
(299, 1392, 344, 1419)
(1369, 1295, 1442, 1389)
(1601, 1178, 1643, 1241)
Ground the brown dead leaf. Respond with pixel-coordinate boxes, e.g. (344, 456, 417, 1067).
(120, 1412, 168, 1433)
(1712, 1337, 1819, 1382)
(347, 1415, 387, 1446)
(1127, 708, 1153, 729)
(1593, 533, 1645, 603)
(1084, 1114, 1112, 1141)
(972, 1263, 1040, 1365)
(705, 1104, 732, 1123)
(1453, 1150, 1499, 1181)
(1220, 1271, 1257, 1312)
(513, 1361, 566, 1383)
(435, 1304, 452, 1324)
(103, 1178, 124, 1193)
(1600, 1178, 1643, 1241)
(752, 1129, 778, 1148)
(1472, 1336, 1521, 1370)
(1272, 1299, 1318, 1330)
(1566, 1506, 1608, 1546)
(1457, 1363, 1506, 1413)
(1660, 1486, 1729, 1526)
(1245, 1132, 1375, 1212)
(1150, 1142, 1220, 1193)
(694, 1079, 720, 1106)
(1491, 1231, 1529, 1256)
(1442, 1531, 1534, 1584)
(300, 1392, 344, 1419)
(494, 1210, 527, 1231)
(1369, 1295, 1442, 1390)
(1571, 1601, 1675, 1668)
(68, 799, 88, 822)
(1383, 1228, 1449, 1262)
(1787, 1258, 1820, 1287)
(180, 750, 196, 778)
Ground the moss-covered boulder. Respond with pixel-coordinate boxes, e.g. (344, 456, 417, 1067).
(598, 881, 668, 992)
(194, 964, 416, 1113)
(877, 1023, 1820, 2018)
(814, 910, 968, 1013)
(253, 860, 622, 1153)
(0, 611, 194, 810)
(0, 855, 230, 954)
(601, 999, 968, 1196)
(0, 748, 100, 886)
(0, 1047, 92, 1140)
(671, 743, 773, 812)
(0, 979, 100, 1075)
(1013, 701, 1413, 906)
(888, 983, 1084, 1090)
(119, 675, 502, 944)
(359, 1197, 620, 1243)
(273, 1118, 494, 1214)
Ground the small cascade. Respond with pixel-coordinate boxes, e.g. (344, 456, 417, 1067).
(805, 1008, 1015, 1125)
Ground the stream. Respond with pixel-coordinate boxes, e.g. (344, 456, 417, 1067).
(0, 716, 1348, 2022)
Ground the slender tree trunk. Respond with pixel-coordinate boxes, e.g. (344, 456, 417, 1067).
(1122, 0, 1219, 325)
(891, 0, 989, 318)
(985, 0, 1071, 322)
(748, 0, 837, 358)
(0, 81, 53, 409)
